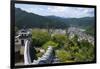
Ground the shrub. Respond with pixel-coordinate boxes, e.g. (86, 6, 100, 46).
(64, 39, 74, 51)
(32, 29, 50, 47)
(52, 34, 67, 47)
(42, 41, 58, 50)
(63, 38, 94, 62)
(56, 50, 72, 62)
(36, 52, 44, 58)
(72, 40, 94, 62)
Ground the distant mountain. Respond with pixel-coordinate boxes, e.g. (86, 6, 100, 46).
(15, 8, 67, 29)
(15, 8, 94, 30)
(46, 16, 94, 28)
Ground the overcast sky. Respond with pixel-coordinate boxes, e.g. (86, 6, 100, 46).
(15, 4, 94, 18)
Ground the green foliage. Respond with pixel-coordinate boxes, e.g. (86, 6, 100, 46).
(72, 35, 78, 42)
(42, 41, 58, 49)
(52, 34, 67, 47)
(64, 39, 73, 51)
(77, 40, 94, 61)
(32, 29, 50, 47)
(74, 52, 87, 62)
(56, 50, 72, 62)
(63, 36, 94, 62)
(36, 52, 44, 58)
(31, 28, 94, 62)
(85, 26, 94, 36)
(71, 35, 79, 46)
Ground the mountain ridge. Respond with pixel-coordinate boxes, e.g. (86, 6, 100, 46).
(15, 8, 94, 30)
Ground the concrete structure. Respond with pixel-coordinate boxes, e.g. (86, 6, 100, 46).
(15, 29, 56, 65)
(15, 29, 32, 65)
(15, 29, 32, 53)
(18, 29, 32, 46)
(32, 46, 54, 64)
(24, 40, 31, 64)
(15, 36, 21, 52)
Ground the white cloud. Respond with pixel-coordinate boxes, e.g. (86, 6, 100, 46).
(47, 6, 70, 13)
(25, 8, 34, 13)
(39, 8, 45, 11)
(15, 4, 94, 18)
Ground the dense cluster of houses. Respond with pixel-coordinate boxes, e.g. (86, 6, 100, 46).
(67, 27, 94, 45)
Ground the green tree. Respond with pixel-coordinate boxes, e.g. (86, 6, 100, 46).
(42, 41, 58, 50)
(52, 34, 67, 48)
(32, 29, 50, 47)
(56, 50, 72, 62)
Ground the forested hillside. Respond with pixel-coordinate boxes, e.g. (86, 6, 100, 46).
(15, 8, 67, 29)
(15, 8, 95, 35)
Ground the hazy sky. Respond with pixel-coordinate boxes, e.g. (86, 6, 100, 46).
(15, 3, 94, 18)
